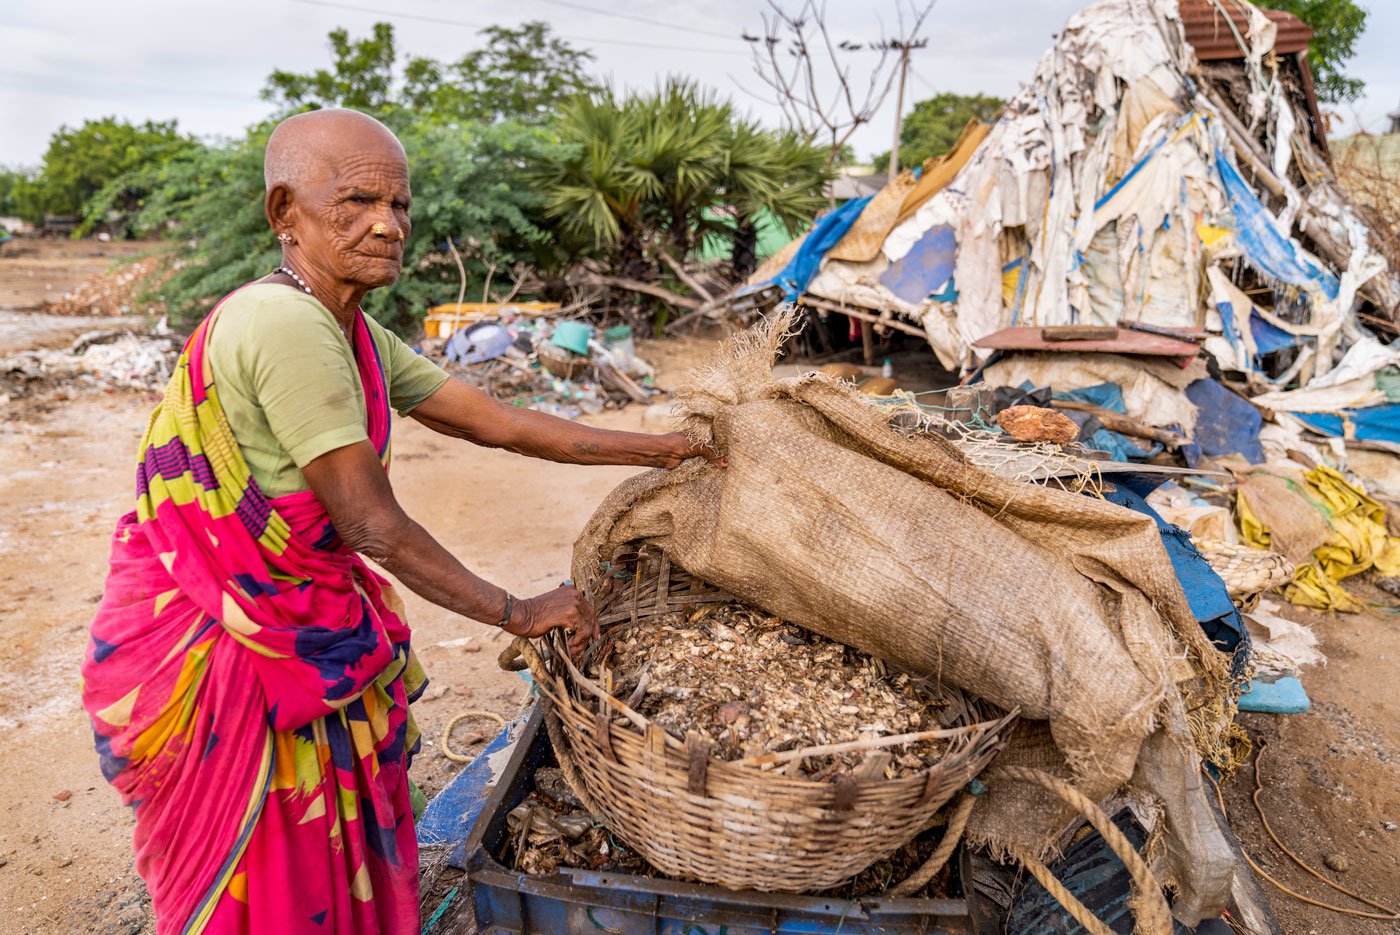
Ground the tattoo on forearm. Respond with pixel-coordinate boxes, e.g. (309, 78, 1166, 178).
(572, 440, 601, 455)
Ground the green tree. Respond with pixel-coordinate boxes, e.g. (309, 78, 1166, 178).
(710, 122, 830, 278)
(15, 117, 198, 222)
(1271, 0, 1368, 104)
(262, 23, 399, 111)
(406, 22, 598, 124)
(0, 168, 34, 217)
(264, 20, 595, 124)
(113, 117, 566, 332)
(872, 92, 1003, 173)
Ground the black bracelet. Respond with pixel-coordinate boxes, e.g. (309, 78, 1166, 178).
(496, 592, 515, 628)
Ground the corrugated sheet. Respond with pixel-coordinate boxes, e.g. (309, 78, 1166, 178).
(1179, 0, 1314, 60)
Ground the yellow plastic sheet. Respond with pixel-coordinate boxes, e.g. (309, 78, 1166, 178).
(1239, 465, 1400, 611)
(1195, 224, 1231, 249)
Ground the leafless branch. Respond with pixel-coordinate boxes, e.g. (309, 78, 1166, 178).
(747, 0, 937, 163)
(656, 250, 717, 302)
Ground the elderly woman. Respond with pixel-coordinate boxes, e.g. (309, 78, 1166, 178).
(81, 109, 712, 934)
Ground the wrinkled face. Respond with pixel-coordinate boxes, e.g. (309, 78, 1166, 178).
(295, 147, 412, 289)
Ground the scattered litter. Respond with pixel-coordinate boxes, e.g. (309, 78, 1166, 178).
(425, 314, 660, 420)
(1, 331, 178, 400)
(1243, 600, 1325, 673)
(1240, 465, 1400, 611)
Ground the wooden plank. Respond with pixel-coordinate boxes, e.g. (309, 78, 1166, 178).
(797, 295, 930, 339)
(1041, 325, 1118, 342)
(973, 325, 1200, 357)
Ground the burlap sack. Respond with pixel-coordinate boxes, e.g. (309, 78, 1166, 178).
(573, 315, 1236, 923)
(825, 170, 922, 264)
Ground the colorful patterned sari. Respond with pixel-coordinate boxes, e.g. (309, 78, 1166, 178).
(81, 291, 425, 934)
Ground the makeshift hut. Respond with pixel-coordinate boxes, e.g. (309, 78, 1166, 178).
(745, 0, 1397, 413)
(734, 0, 1400, 613)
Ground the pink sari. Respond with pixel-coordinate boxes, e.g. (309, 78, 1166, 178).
(82, 293, 424, 934)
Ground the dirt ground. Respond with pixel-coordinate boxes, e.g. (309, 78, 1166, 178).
(0, 248, 1396, 934)
(0, 238, 150, 314)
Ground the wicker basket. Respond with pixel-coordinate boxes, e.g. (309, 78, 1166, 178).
(1194, 538, 1295, 611)
(519, 547, 1014, 893)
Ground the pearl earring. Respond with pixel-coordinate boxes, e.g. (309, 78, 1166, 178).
(278, 232, 293, 244)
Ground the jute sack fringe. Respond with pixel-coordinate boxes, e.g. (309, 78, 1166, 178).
(573, 311, 1238, 924)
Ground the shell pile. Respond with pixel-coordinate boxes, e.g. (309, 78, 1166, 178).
(590, 602, 950, 779)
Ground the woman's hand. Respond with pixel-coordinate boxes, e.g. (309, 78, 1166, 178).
(647, 432, 726, 469)
(507, 585, 600, 653)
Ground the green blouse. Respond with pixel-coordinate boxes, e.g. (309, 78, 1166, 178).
(206, 284, 449, 497)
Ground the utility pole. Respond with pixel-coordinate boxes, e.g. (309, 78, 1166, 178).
(889, 43, 910, 178)
(885, 36, 926, 177)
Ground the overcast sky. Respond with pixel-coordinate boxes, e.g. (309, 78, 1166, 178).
(4, 0, 1398, 168)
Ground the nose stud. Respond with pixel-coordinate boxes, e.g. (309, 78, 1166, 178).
(372, 222, 388, 236)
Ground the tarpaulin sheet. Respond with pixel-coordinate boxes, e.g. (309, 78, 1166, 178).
(1250, 311, 1297, 355)
(763, 194, 873, 302)
(878, 223, 956, 304)
(1217, 150, 1339, 300)
(1181, 378, 1265, 465)
(1215, 296, 1297, 359)
(1106, 477, 1246, 659)
(1292, 405, 1400, 447)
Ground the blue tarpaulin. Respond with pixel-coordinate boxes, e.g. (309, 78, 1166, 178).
(1250, 312, 1297, 356)
(1216, 297, 1298, 364)
(1293, 405, 1400, 446)
(1217, 150, 1338, 300)
(878, 223, 956, 304)
(1181, 378, 1265, 465)
(1105, 477, 1247, 661)
(761, 195, 873, 302)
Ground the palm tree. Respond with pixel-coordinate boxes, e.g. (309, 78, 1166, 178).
(534, 78, 829, 284)
(709, 122, 829, 279)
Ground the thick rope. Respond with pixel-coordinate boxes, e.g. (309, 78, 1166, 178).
(1204, 743, 1399, 921)
(986, 765, 1173, 935)
(890, 792, 976, 896)
(440, 709, 508, 763)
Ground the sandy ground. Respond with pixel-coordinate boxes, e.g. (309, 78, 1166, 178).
(0, 247, 1397, 933)
(1222, 600, 1400, 935)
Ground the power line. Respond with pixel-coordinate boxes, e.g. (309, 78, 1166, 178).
(908, 62, 938, 93)
(289, 0, 748, 56)
(522, 0, 736, 41)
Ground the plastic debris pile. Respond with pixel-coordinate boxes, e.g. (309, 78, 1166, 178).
(733, 0, 1400, 621)
(1, 330, 179, 403)
(426, 310, 661, 420)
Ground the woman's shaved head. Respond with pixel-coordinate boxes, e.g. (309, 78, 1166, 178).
(264, 109, 406, 192)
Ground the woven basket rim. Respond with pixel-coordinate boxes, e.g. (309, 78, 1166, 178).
(536, 634, 1015, 789)
(542, 546, 1017, 786)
